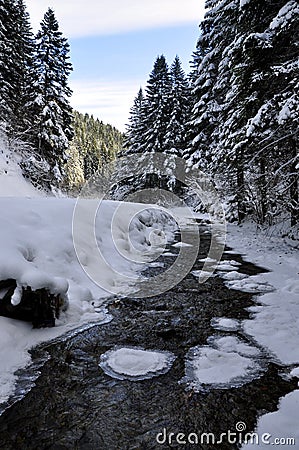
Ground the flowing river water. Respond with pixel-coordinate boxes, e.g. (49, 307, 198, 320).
(0, 221, 297, 449)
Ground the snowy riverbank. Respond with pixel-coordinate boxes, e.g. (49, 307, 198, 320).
(225, 222, 299, 448)
(0, 195, 176, 404)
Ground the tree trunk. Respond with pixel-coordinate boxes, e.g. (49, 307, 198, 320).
(290, 137, 298, 227)
(236, 148, 245, 223)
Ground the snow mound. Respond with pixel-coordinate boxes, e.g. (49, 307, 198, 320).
(182, 335, 263, 391)
(99, 347, 176, 381)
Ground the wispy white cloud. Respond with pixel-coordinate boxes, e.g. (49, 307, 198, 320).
(70, 79, 140, 131)
(26, 0, 205, 37)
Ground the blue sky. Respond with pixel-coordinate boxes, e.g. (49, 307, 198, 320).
(26, 0, 205, 131)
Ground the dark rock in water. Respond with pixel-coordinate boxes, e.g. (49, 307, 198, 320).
(0, 279, 65, 328)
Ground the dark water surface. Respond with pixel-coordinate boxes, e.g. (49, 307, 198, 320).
(0, 224, 296, 449)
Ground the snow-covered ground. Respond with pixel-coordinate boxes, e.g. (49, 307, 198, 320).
(225, 222, 299, 448)
(0, 146, 298, 443)
(0, 147, 177, 405)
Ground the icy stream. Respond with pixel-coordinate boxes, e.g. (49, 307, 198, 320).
(0, 221, 297, 449)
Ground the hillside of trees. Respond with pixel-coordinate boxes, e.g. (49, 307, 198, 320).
(0, 2, 73, 189)
(1, 0, 297, 230)
(0, 0, 122, 193)
(125, 0, 298, 231)
(65, 111, 123, 193)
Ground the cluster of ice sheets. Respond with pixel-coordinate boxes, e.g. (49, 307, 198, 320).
(181, 335, 264, 391)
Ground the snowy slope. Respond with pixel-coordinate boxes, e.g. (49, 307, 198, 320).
(0, 195, 175, 404)
(0, 145, 44, 197)
(0, 145, 177, 405)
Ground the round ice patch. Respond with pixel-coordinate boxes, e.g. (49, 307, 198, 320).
(99, 347, 176, 381)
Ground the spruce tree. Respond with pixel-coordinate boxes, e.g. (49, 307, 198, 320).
(242, 0, 299, 225)
(165, 56, 190, 157)
(124, 87, 146, 155)
(184, 0, 238, 174)
(143, 55, 171, 154)
(0, 0, 35, 145)
(29, 8, 73, 183)
(188, 0, 298, 226)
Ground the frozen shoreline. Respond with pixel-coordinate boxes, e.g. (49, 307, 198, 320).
(225, 222, 299, 448)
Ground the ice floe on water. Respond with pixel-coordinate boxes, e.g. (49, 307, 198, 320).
(182, 335, 264, 391)
(224, 278, 275, 293)
(219, 271, 248, 281)
(191, 270, 216, 279)
(211, 317, 240, 332)
(207, 335, 261, 357)
(213, 260, 242, 271)
(148, 262, 165, 268)
(99, 347, 176, 381)
(172, 241, 193, 248)
(198, 257, 217, 263)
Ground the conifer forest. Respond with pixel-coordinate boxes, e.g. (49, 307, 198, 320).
(0, 1, 298, 448)
(0, 0, 298, 230)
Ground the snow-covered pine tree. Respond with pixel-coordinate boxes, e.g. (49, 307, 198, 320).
(219, 0, 298, 225)
(188, 0, 298, 227)
(124, 87, 146, 155)
(28, 8, 73, 186)
(165, 56, 190, 157)
(0, 0, 35, 147)
(164, 56, 191, 190)
(0, 0, 10, 133)
(143, 55, 172, 154)
(121, 55, 172, 190)
(184, 0, 238, 175)
(243, 0, 299, 226)
(122, 55, 191, 193)
(216, 0, 281, 222)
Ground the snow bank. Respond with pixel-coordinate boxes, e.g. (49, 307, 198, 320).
(226, 222, 299, 448)
(242, 390, 299, 448)
(0, 196, 176, 404)
(226, 222, 299, 365)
